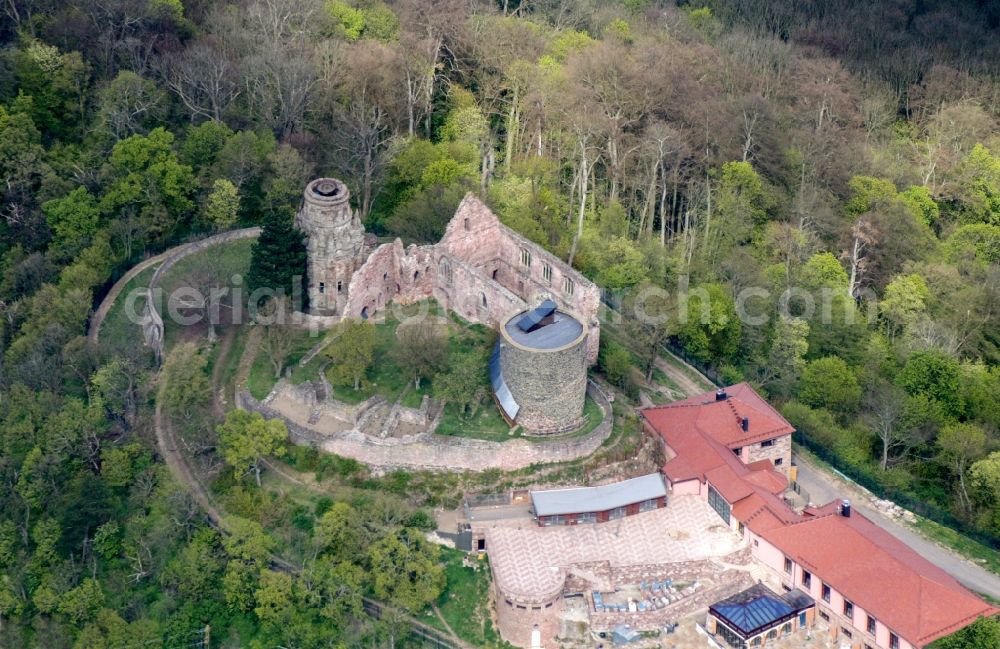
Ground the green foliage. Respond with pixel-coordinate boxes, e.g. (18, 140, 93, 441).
(204, 178, 240, 231)
(13, 38, 88, 138)
(43, 187, 101, 259)
(217, 410, 288, 486)
(434, 350, 488, 416)
(880, 273, 930, 337)
(946, 223, 1000, 265)
(247, 211, 307, 300)
(930, 616, 1000, 649)
(898, 350, 963, 419)
(845, 176, 898, 217)
(324, 320, 376, 390)
(955, 143, 1000, 224)
(799, 356, 861, 416)
(162, 342, 210, 421)
(368, 528, 445, 612)
(676, 284, 741, 363)
(899, 185, 940, 226)
(545, 29, 595, 62)
(599, 338, 633, 390)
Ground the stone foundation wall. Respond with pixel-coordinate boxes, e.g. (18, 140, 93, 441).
(238, 382, 613, 472)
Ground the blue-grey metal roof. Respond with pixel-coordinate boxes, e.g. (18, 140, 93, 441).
(489, 342, 519, 420)
(709, 584, 813, 637)
(530, 474, 667, 517)
(517, 299, 558, 331)
(505, 310, 583, 350)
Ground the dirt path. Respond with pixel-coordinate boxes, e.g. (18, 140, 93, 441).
(211, 327, 237, 419)
(654, 354, 715, 398)
(235, 325, 263, 389)
(154, 376, 228, 531)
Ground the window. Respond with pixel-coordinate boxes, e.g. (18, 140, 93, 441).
(890, 633, 899, 649)
(784, 557, 792, 574)
(441, 260, 453, 286)
(481, 293, 488, 308)
(775, 458, 784, 465)
(639, 498, 658, 513)
(318, 282, 325, 294)
(801, 570, 811, 589)
(608, 506, 626, 520)
(336, 280, 343, 293)
(761, 439, 775, 448)
(819, 611, 829, 622)
(564, 277, 574, 295)
(383, 272, 388, 281)
(520, 247, 531, 267)
(738, 522, 745, 535)
(867, 616, 877, 635)
(543, 263, 552, 284)
(821, 584, 830, 603)
(733, 447, 742, 457)
(842, 628, 853, 639)
(707, 485, 731, 525)
(577, 512, 596, 524)
(843, 600, 854, 619)
(464, 217, 470, 231)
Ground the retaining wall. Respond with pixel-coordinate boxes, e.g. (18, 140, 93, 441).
(238, 382, 614, 472)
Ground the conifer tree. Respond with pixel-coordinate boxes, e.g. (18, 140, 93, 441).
(246, 211, 307, 305)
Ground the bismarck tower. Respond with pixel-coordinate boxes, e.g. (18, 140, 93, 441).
(295, 178, 367, 314)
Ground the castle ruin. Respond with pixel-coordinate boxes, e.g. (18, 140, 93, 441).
(294, 178, 602, 433)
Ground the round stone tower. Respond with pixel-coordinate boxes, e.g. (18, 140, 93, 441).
(498, 304, 589, 435)
(295, 178, 366, 314)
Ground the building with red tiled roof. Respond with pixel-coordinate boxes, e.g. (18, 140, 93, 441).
(640, 384, 999, 649)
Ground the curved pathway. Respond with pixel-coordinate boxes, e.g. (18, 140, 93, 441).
(89, 250, 172, 344)
(89, 227, 261, 345)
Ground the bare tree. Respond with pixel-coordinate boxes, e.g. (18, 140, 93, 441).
(164, 42, 242, 122)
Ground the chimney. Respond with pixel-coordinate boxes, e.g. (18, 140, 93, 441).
(716, 389, 728, 401)
(840, 499, 851, 517)
(741, 417, 749, 432)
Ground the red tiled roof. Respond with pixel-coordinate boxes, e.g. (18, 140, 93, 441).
(641, 384, 998, 647)
(706, 465, 755, 503)
(642, 382, 794, 450)
(760, 511, 999, 647)
(744, 465, 788, 495)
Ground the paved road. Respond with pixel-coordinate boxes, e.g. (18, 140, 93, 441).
(794, 453, 1000, 600)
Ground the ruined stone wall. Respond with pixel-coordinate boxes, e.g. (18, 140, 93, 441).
(745, 434, 792, 476)
(434, 253, 524, 328)
(439, 194, 601, 363)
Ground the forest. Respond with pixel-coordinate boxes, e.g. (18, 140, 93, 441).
(0, 0, 999, 646)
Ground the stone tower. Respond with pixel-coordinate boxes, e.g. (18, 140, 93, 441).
(295, 178, 366, 314)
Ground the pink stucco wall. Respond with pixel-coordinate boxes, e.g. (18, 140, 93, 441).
(752, 536, 914, 649)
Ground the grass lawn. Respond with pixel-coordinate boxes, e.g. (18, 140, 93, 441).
(436, 402, 513, 441)
(914, 517, 1000, 577)
(99, 265, 156, 349)
(159, 238, 254, 350)
(434, 548, 509, 648)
